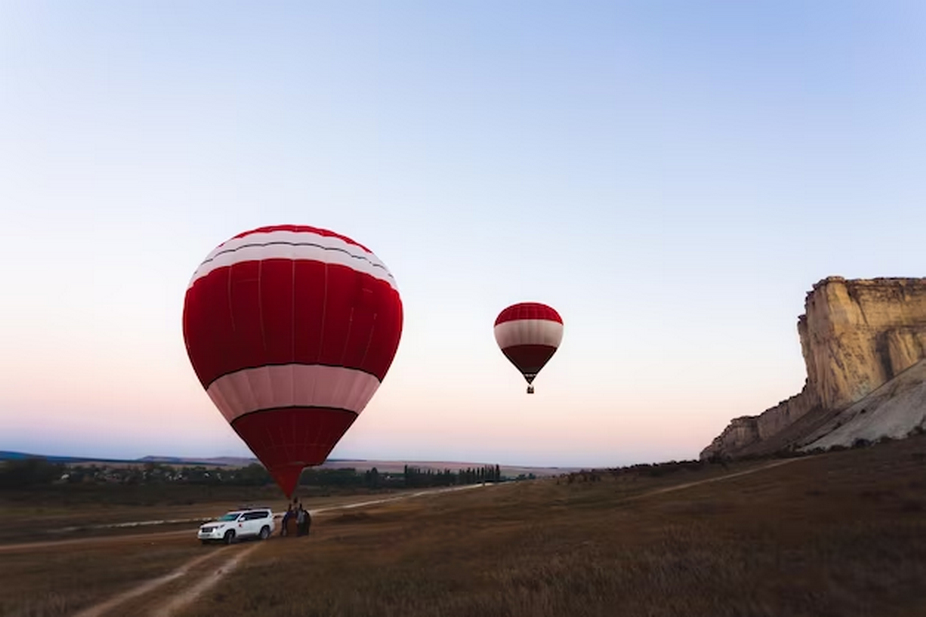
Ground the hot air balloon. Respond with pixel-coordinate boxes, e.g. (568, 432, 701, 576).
(494, 302, 563, 394)
(182, 225, 403, 497)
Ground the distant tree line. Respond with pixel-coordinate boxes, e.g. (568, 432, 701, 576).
(302, 465, 505, 489)
(402, 464, 502, 487)
(0, 459, 507, 490)
(0, 459, 65, 488)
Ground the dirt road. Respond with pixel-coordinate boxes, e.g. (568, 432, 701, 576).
(146, 544, 260, 617)
(71, 547, 233, 617)
(627, 458, 799, 501)
(0, 528, 193, 554)
(51, 483, 491, 617)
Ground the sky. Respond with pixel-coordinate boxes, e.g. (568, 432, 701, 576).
(2, 1, 926, 468)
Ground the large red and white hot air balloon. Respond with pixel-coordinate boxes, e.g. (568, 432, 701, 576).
(182, 225, 403, 497)
(494, 302, 563, 394)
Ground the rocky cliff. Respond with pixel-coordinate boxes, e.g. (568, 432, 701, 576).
(701, 277, 926, 459)
(800, 359, 926, 451)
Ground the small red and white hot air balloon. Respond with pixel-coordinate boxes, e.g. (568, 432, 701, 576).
(494, 302, 563, 394)
(182, 225, 403, 497)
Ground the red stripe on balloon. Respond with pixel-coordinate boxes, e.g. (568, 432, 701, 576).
(495, 302, 562, 326)
(183, 259, 403, 387)
(231, 407, 358, 497)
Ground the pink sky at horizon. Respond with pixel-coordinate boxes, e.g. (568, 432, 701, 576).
(1, 255, 809, 468)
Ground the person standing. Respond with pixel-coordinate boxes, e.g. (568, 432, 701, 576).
(280, 503, 293, 537)
(296, 503, 307, 537)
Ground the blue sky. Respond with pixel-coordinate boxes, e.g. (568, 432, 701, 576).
(2, 1, 925, 467)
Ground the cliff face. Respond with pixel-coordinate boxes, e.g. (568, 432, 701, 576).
(701, 387, 819, 458)
(800, 277, 926, 410)
(701, 277, 926, 460)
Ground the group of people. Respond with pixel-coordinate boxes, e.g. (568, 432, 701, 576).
(280, 499, 311, 537)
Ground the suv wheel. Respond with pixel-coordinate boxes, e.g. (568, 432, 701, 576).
(259, 526, 271, 540)
(223, 530, 235, 545)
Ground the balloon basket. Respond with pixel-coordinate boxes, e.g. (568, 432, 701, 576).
(285, 517, 298, 536)
(527, 386, 535, 394)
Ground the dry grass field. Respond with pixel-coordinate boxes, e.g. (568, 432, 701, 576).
(176, 439, 926, 617)
(0, 485, 451, 617)
(1, 438, 925, 617)
(0, 536, 207, 617)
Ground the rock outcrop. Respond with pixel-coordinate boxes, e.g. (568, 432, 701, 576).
(800, 359, 926, 451)
(700, 386, 820, 459)
(701, 277, 926, 459)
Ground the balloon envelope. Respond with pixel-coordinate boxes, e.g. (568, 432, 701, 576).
(494, 302, 563, 389)
(183, 225, 403, 496)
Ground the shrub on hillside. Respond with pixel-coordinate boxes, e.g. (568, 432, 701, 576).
(0, 459, 64, 488)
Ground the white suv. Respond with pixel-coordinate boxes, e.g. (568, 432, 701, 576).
(198, 507, 275, 544)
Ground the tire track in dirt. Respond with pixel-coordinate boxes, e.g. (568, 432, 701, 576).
(0, 529, 191, 554)
(71, 547, 232, 617)
(627, 458, 801, 502)
(147, 544, 260, 617)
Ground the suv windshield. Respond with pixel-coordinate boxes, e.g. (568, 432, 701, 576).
(217, 513, 241, 522)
